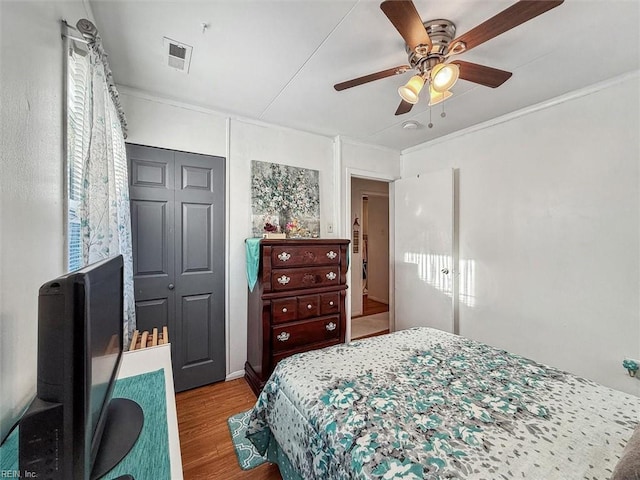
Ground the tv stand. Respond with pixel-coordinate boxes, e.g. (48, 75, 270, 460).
(91, 398, 143, 480)
(3, 344, 182, 479)
(117, 343, 183, 478)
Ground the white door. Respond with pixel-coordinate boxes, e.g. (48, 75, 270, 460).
(394, 169, 455, 333)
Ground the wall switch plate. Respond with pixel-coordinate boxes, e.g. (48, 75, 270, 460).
(327, 223, 333, 233)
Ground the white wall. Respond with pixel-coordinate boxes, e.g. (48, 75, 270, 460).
(118, 91, 339, 378)
(0, 0, 91, 440)
(400, 73, 640, 395)
(228, 119, 336, 376)
(367, 195, 389, 304)
(120, 89, 228, 157)
(121, 102, 404, 375)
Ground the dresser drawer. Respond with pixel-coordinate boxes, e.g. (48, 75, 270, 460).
(271, 245, 341, 267)
(320, 292, 340, 315)
(271, 298, 298, 324)
(272, 316, 340, 353)
(271, 266, 340, 291)
(297, 294, 319, 319)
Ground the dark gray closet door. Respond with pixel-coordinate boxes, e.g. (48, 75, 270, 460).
(127, 144, 226, 391)
(173, 151, 225, 391)
(128, 145, 175, 336)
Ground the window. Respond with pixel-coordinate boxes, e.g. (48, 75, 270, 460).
(66, 43, 90, 272)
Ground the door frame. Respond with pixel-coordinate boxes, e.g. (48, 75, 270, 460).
(344, 167, 396, 341)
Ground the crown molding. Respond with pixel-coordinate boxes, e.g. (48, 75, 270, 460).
(337, 135, 401, 155)
(116, 85, 339, 142)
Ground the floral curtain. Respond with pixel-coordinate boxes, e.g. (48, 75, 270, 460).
(67, 43, 136, 345)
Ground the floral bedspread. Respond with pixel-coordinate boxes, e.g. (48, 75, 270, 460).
(246, 328, 638, 479)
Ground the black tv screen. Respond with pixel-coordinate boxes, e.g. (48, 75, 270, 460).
(19, 254, 142, 479)
(84, 257, 124, 463)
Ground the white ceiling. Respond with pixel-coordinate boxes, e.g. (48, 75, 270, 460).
(89, 0, 640, 152)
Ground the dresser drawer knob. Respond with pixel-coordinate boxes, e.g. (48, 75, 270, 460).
(277, 332, 290, 342)
(329, 301, 334, 306)
(326, 250, 337, 259)
(326, 272, 337, 281)
(282, 307, 288, 313)
(325, 322, 337, 331)
(277, 275, 291, 285)
(278, 252, 291, 262)
(307, 304, 313, 310)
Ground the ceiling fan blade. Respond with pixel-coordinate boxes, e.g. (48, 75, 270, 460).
(380, 0, 432, 52)
(449, 0, 563, 54)
(334, 65, 410, 91)
(451, 60, 512, 88)
(395, 99, 414, 116)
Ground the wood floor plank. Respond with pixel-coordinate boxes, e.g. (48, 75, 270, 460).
(175, 378, 283, 480)
(353, 295, 389, 318)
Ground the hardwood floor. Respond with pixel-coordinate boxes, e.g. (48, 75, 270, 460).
(174, 297, 390, 479)
(175, 378, 282, 480)
(353, 295, 389, 318)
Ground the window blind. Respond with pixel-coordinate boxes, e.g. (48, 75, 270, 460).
(66, 44, 90, 272)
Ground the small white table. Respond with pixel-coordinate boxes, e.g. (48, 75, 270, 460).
(119, 344, 183, 479)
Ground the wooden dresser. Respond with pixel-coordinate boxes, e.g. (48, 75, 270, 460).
(245, 238, 350, 395)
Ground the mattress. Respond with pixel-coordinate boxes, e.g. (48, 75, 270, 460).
(246, 327, 639, 479)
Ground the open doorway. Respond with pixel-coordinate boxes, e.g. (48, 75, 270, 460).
(350, 178, 389, 339)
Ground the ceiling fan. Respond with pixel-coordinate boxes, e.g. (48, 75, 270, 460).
(334, 0, 564, 116)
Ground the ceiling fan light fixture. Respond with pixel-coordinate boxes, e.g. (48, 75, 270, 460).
(428, 86, 452, 106)
(398, 75, 425, 104)
(431, 63, 459, 93)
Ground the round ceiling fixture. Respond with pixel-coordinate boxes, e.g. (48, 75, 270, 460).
(402, 120, 421, 130)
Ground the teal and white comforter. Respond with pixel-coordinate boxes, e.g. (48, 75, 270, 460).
(246, 328, 638, 479)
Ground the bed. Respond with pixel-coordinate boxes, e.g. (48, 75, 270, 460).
(246, 327, 639, 479)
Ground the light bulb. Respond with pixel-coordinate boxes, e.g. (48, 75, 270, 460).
(398, 75, 425, 104)
(428, 86, 452, 106)
(431, 63, 459, 93)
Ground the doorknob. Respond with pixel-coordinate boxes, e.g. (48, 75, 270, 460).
(168, 283, 175, 290)
(441, 268, 449, 275)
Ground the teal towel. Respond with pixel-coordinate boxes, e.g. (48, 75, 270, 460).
(245, 238, 261, 292)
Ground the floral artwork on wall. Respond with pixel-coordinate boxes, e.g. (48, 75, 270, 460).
(251, 160, 320, 238)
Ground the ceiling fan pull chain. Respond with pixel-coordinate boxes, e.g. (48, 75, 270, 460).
(428, 104, 433, 129)
(441, 93, 447, 118)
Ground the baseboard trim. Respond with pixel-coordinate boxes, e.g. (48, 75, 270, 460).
(367, 296, 389, 305)
(352, 329, 390, 340)
(225, 370, 245, 381)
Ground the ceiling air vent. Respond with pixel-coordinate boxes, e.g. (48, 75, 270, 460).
(163, 37, 192, 73)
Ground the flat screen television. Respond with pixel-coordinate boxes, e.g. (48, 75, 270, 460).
(19, 255, 143, 479)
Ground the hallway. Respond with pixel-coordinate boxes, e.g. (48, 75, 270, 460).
(351, 296, 389, 340)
